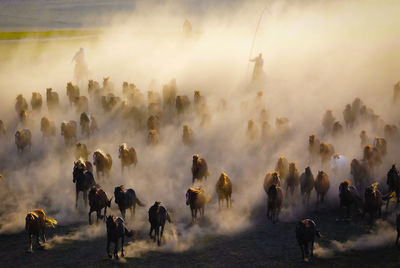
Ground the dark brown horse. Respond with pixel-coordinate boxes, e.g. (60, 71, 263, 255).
(362, 183, 383, 225)
(40, 117, 56, 138)
(339, 180, 362, 218)
(216, 172, 233, 209)
(93, 150, 112, 179)
(15, 129, 32, 154)
(119, 143, 138, 173)
(88, 187, 112, 224)
(351, 158, 370, 191)
(46, 88, 59, 111)
(106, 216, 135, 259)
(114, 185, 144, 219)
(396, 214, 400, 247)
(296, 219, 321, 261)
(186, 187, 207, 223)
(300, 167, 314, 206)
(267, 184, 283, 223)
(61, 121, 77, 146)
(73, 159, 95, 208)
(191, 154, 209, 184)
(285, 162, 299, 197)
(25, 209, 57, 252)
(31, 92, 42, 112)
(386, 164, 400, 207)
(182, 125, 194, 146)
(148, 201, 171, 246)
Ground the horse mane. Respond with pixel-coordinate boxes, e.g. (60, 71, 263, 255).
(343, 180, 351, 185)
(188, 187, 202, 194)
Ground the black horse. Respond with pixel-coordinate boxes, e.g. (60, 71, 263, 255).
(73, 160, 95, 208)
(148, 201, 171, 246)
(339, 181, 362, 218)
(296, 219, 321, 261)
(387, 164, 400, 207)
(114, 185, 145, 219)
(106, 216, 135, 259)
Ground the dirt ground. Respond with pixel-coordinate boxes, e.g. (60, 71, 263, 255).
(1, 206, 399, 268)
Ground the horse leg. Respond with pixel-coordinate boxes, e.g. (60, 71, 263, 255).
(121, 235, 125, 257)
(27, 233, 33, 252)
(121, 209, 126, 219)
(150, 226, 154, 239)
(107, 239, 112, 258)
(310, 240, 314, 258)
(191, 209, 195, 223)
(75, 190, 79, 209)
(396, 232, 399, 246)
(83, 190, 88, 208)
(299, 244, 305, 261)
(156, 226, 160, 246)
(104, 206, 107, 221)
(114, 240, 119, 259)
(160, 225, 165, 245)
(42, 227, 46, 243)
(96, 211, 100, 224)
(88, 210, 93, 225)
(36, 233, 41, 248)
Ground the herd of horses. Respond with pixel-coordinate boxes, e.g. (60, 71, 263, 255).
(4, 77, 400, 261)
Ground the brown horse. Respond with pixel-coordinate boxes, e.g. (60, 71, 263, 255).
(351, 158, 370, 191)
(387, 164, 400, 207)
(93, 150, 112, 179)
(285, 162, 299, 197)
(31, 92, 42, 112)
(119, 143, 138, 173)
(186, 187, 207, 223)
(314, 171, 330, 205)
(46, 88, 59, 111)
(267, 184, 283, 223)
(80, 112, 90, 137)
(275, 157, 289, 182)
(15, 94, 28, 114)
(61, 121, 77, 146)
(147, 115, 161, 132)
(40, 117, 56, 138)
(25, 209, 57, 252)
(264, 172, 281, 194)
(192, 154, 209, 184)
(216, 172, 233, 209)
(182, 125, 194, 146)
(15, 129, 32, 154)
(308, 134, 320, 162)
(176, 95, 191, 115)
(147, 129, 159, 146)
(362, 183, 383, 225)
(88, 187, 112, 225)
(75, 143, 89, 160)
(300, 167, 314, 206)
(66, 82, 80, 105)
(319, 143, 335, 166)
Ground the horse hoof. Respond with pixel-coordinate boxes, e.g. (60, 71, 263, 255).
(26, 249, 33, 253)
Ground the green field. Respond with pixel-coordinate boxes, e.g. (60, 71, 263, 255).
(0, 30, 102, 40)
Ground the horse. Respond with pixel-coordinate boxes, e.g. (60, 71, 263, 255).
(191, 154, 209, 184)
(387, 164, 400, 207)
(362, 183, 383, 225)
(119, 143, 138, 173)
(396, 214, 400, 247)
(351, 158, 370, 191)
(66, 82, 80, 105)
(314, 171, 330, 205)
(106, 216, 135, 259)
(46, 88, 59, 111)
(296, 219, 321, 261)
(285, 162, 299, 197)
(147, 129, 159, 146)
(88, 187, 112, 225)
(15, 129, 32, 154)
(75, 143, 89, 160)
(216, 172, 233, 209)
(182, 125, 194, 146)
(15, 94, 28, 114)
(300, 167, 314, 206)
(25, 209, 57, 252)
(114, 185, 144, 220)
(80, 112, 90, 137)
(61, 121, 77, 146)
(319, 143, 335, 167)
(176, 95, 190, 115)
(275, 157, 289, 182)
(148, 201, 172, 246)
(147, 115, 161, 132)
(40, 117, 56, 138)
(31, 92, 42, 112)
(339, 180, 362, 218)
(93, 150, 112, 179)
(73, 159, 95, 208)
(186, 187, 207, 223)
(267, 184, 283, 223)
(264, 172, 281, 194)
(308, 134, 320, 162)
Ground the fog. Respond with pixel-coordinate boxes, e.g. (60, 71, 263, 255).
(0, 0, 400, 255)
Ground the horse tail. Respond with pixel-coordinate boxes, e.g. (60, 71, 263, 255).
(125, 228, 136, 240)
(382, 191, 395, 201)
(316, 230, 322, 238)
(136, 198, 145, 207)
(45, 217, 58, 228)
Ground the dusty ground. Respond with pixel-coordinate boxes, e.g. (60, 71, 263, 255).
(1, 206, 399, 268)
